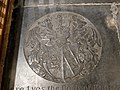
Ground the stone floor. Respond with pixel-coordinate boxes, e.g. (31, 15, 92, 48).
(1, 0, 120, 90)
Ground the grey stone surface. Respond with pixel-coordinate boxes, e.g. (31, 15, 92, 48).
(13, 1, 120, 90)
(24, 0, 120, 6)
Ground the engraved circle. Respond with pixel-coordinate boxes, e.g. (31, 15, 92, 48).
(23, 12, 102, 83)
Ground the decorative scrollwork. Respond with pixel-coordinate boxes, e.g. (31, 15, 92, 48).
(23, 12, 102, 83)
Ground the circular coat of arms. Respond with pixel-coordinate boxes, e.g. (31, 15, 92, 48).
(23, 12, 102, 83)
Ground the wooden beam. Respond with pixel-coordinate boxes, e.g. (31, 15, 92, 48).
(0, 0, 14, 89)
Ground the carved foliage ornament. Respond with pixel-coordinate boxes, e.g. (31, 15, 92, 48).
(23, 12, 102, 83)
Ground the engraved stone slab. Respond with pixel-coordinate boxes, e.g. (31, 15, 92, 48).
(23, 12, 102, 83)
(13, 3, 120, 90)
